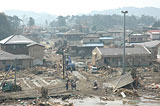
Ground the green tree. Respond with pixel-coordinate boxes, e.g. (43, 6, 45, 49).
(57, 16, 66, 26)
(91, 25, 97, 31)
(0, 13, 13, 40)
(7, 15, 22, 33)
(28, 17, 35, 26)
(49, 20, 58, 27)
(152, 20, 160, 27)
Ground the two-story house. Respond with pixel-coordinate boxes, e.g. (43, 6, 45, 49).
(0, 35, 44, 65)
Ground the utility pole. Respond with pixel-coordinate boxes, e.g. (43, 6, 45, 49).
(14, 59, 17, 91)
(121, 11, 128, 75)
(62, 48, 65, 79)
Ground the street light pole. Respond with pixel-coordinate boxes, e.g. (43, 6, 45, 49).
(121, 11, 128, 75)
(62, 48, 65, 79)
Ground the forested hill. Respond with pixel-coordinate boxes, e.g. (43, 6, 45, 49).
(4, 10, 56, 26)
(90, 7, 160, 18)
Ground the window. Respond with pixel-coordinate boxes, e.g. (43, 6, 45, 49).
(2, 60, 6, 65)
(90, 39, 94, 42)
(131, 38, 136, 41)
(138, 37, 143, 41)
(16, 60, 23, 65)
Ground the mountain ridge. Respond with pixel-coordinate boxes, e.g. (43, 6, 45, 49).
(89, 7, 160, 18)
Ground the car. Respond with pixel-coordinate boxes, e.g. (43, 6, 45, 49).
(91, 66, 98, 73)
(75, 62, 86, 68)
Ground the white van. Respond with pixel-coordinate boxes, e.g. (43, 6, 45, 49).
(91, 66, 98, 73)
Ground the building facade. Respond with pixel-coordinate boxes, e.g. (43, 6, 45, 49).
(92, 47, 151, 67)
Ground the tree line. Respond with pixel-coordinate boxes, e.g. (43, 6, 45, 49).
(50, 14, 157, 31)
(0, 13, 35, 40)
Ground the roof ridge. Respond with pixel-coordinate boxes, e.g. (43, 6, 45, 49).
(4, 35, 15, 44)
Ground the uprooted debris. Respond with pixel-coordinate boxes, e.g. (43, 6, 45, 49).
(41, 87, 48, 99)
(37, 101, 73, 106)
(115, 88, 139, 97)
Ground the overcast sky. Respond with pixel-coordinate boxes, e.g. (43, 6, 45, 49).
(0, 0, 159, 15)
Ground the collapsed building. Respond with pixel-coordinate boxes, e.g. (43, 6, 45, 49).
(0, 50, 32, 70)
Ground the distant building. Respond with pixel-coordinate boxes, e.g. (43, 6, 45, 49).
(68, 34, 104, 57)
(99, 36, 114, 45)
(132, 40, 160, 59)
(64, 29, 84, 41)
(92, 47, 151, 67)
(146, 30, 160, 40)
(82, 34, 100, 44)
(128, 34, 149, 43)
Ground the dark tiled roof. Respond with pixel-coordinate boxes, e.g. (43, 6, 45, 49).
(0, 50, 32, 60)
(27, 42, 45, 47)
(0, 35, 35, 44)
(132, 40, 160, 48)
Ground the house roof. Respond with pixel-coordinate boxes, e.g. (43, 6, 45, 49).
(105, 72, 134, 89)
(147, 30, 160, 35)
(14, 55, 32, 60)
(83, 34, 99, 38)
(0, 50, 32, 60)
(27, 42, 45, 47)
(96, 30, 107, 34)
(97, 46, 151, 56)
(99, 37, 114, 40)
(131, 40, 160, 48)
(65, 29, 84, 35)
(0, 35, 35, 44)
(148, 30, 160, 33)
(0, 50, 15, 60)
(83, 43, 104, 47)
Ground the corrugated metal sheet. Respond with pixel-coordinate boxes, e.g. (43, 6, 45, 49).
(105, 73, 134, 89)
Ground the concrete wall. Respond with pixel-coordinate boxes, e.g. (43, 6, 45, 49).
(92, 47, 102, 65)
(28, 45, 44, 61)
(151, 34, 160, 40)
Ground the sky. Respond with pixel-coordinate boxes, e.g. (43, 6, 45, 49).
(0, 0, 160, 15)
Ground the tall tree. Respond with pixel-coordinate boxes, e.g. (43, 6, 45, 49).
(152, 20, 160, 27)
(28, 17, 35, 26)
(7, 15, 22, 33)
(0, 13, 13, 40)
(57, 16, 66, 26)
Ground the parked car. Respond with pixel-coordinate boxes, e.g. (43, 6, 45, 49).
(75, 62, 86, 68)
(91, 66, 98, 73)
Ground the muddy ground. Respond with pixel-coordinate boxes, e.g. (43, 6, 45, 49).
(0, 48, 160, 105)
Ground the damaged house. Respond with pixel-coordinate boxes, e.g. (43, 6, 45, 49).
(131, 40, 160, 59)
(0, 50, 33, 70)
(92, 46, 151, 67)
(0, 35, 44, 65)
